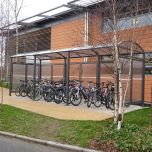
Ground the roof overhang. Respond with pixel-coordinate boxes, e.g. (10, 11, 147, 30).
(11, 44, 112, 59)
(11, 42, 144, 60)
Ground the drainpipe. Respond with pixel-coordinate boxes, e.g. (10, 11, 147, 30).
(84, 11, 89, 63)
(84, 11, 89, 46)
(9, 57, 13, 96)
(141, 53, 145, 106)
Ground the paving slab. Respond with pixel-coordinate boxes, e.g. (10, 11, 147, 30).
(0, 88, 143, 120)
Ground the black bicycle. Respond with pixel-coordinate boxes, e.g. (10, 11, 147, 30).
(70, 80, 90, 106)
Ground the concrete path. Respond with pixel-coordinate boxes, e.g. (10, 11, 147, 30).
(1, 88, 143, 120)
(0, 131, 98, 152)
(0, 134, 67, 152)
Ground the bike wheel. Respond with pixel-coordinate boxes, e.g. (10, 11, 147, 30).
(54, 89, 64, 104)
(108, 92, 115, 110)
(96, 90, 105, 106)
(70, 89, 82, 106)
(62, 89, 67, 103)
(20, 87, 27, 97)
(15, 84, 26, 97)
(43, 93, 48, 101)
(26, 86, 32, 98)
(87, 91, 92, 108)
(94, 98, 102, 107)
(15, 85, 21, 96)
(94, 93, 103, 107)
(30, 88, 43, 101)
(46, 87, 55, 102)
(43, 89, 49, 101)
(105, 93, 113, 109)
(87, 100, 92, 107)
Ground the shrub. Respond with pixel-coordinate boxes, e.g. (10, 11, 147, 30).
(0, 81, 9, 88)
(100, 124, 152, 152)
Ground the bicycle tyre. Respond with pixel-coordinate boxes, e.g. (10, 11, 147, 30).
(87, 91, 92, 107)
(20, 87, 27, 97)
(92, 92, 102, 108)
(108, 92, 115, 110)
(94, 99, 102, 107)
(30, 87, 43, 101)
(87, 100, 92, 107)
(46, 87, 55, 102)
(15, 85, 21, 96)
(54, 88, 64, 104)
(105, 93, 111, 109)
(70, 89, 82, 106)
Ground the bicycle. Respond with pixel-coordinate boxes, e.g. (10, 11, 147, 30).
(87, 81, 102, 108)
(70, 80, 90, 106)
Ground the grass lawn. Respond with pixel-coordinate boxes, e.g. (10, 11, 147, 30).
(0, 82, 9, 89)
(0, 104, 151, 152)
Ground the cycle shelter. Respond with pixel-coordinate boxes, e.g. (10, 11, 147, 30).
(9, 41, 145, 105)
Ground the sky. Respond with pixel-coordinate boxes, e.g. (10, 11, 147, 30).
(20, 0, 71, 19)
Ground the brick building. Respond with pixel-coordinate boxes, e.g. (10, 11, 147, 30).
(5, 0, 152, 103)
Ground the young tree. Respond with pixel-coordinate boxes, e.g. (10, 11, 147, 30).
(0, 0, 23, 106)
(9, 0, 23, 54)
(95, 0, 147, 129)
(0, 0, 11, 107)
(74, 0, 147, 129)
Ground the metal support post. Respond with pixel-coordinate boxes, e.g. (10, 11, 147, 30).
(33, 56, 36, 100)
(141, 53, 145, 105)
(63, 58, 67, 82)
(96, 56, 101, 87)
(66, 52, 70, 105)
(25, 64, 28, 82)
(9, 57, 13, 96)
(39, 59, 42, 80)
(130, 57, 133, 104)
(79, 63, 82, 81)
(51, 64, 53, 81)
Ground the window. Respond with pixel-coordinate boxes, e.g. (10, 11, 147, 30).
(145, 67, 152, 75)
(103, 12, 152, 32)
(6, 28, 51, 54)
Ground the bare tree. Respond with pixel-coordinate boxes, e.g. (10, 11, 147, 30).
(96, 0, 149, 129)
(75, 0, 148, 129)
(0, 0, 23, 107)
(9, 0, 23, 54)
(0, 0, 11, 108)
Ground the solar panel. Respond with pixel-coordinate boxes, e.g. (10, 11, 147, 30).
(23, 16, 45, 23)
(9, 24, 22, 29)
(42, 6, 71, 16)
(69, 0, 104, 7)
(21, 1, 103, 24)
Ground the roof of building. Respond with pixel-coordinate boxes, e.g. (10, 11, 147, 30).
(6, 0, 104, 32)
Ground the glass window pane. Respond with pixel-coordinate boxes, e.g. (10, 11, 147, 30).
(103, 12, 152, 32)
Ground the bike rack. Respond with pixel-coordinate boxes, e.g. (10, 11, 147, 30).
(9, 41, 145, 105)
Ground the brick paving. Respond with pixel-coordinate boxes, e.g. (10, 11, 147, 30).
(1, 88, 112, 120)
(1, 88, 143, 120)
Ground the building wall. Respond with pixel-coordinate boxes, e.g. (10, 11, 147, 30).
(144, 76, 152, 103)
(6, 28, 51, 55)
(8, 8, 152, 104)
(51, 15, 85, 50)
(87, 10, 152, 103)
(35, 11, 152, 103)
(88, 11, 152, 53)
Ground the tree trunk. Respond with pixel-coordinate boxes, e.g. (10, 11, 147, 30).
(117, 74, 123, 130)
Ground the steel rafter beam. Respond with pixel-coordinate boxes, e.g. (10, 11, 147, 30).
(56, 52, 66, 58)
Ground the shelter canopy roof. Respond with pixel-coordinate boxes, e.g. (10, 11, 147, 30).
(11, 41, 144, 60)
